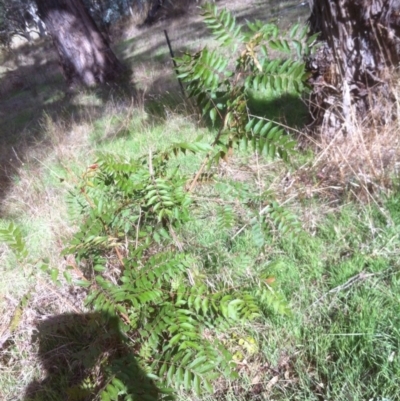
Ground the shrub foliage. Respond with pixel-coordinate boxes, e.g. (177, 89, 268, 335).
(176, 3, 315, 167)
(63, 142, 297, 399)
(0, 4, 313, 400)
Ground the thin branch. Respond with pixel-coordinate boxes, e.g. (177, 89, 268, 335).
(188, 122, 225, 192)
(310, 271, 377, 307)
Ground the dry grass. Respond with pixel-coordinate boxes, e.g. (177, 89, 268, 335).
(0, 100, 102, 399)
(307, 83, 400, 203)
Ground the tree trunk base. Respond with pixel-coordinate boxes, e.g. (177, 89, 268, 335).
(307, 0, 400, 137)
(36, 0, 124, 87)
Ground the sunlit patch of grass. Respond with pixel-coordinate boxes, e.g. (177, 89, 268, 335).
(249, 201, 400, 400)
(169, 197, 400, 401)
(42, 90, 65, 105)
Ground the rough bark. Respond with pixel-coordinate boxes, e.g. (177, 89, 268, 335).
(36, 0, 124, 87)
(307, 0, 400, 136)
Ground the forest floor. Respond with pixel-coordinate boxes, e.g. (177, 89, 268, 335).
(1, 1, 400, 401)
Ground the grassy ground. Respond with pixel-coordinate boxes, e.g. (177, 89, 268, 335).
(1, 1, 400, 401)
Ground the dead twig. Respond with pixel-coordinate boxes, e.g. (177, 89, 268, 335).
(310, 271, 377, 307)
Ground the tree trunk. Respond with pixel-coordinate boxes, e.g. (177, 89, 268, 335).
(307, 0, 400, 136)
(36, 0, 124, 87)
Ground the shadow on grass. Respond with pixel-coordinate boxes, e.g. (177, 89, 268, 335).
(248, 92, 309, 130)
(186, 90, 308, 137)
(23, 312, 162, 401)
(0, 39, 138, 208)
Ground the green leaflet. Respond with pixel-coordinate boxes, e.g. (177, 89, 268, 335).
(0, 222, 28, 260)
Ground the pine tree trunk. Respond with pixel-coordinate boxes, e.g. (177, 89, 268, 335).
(36, 0, 124, 87)
(307, 0, 400, 136)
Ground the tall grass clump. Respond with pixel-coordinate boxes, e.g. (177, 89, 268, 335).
(305, 72, 400, 203)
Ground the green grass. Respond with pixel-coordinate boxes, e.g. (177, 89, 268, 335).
(2, 98, 400, 400)
(169, 178, 400, 400)
(174, 197, 400, 401)
(168, 159, 400, 400)
(1, 1, 400, 400)
(247, 198, 400, 400)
